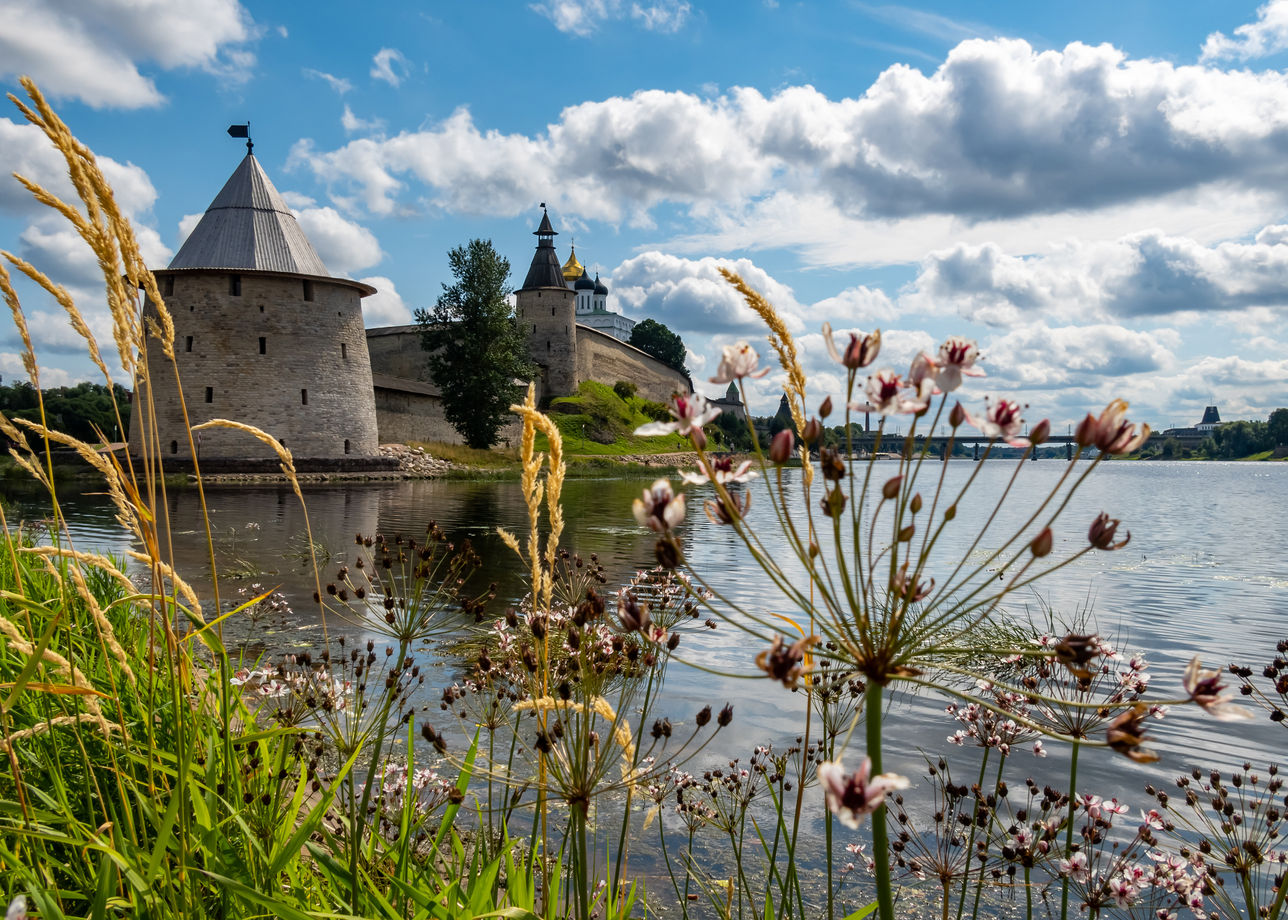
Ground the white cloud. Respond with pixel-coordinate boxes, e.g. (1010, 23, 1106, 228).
(293, 37, 1288, 255)
(983, 324, 1176, 390)
(0, 0, 257, 109)
(531, 0, 690, 36)
(1201, 0, 1288, 62)
(370, 47, 410, 87)
(0, 352, 72, 387)
(903, 226, 1288, 327)
(176, 212, 203, 248)
(610, 252, 806, 335)
(304, 68, 353, 94)
(629, 1, 690, 33)
(293, 206, 383, 276)
(341, 105, 385, 135)
(0, 118, 159, 219)
(358, 276, 412, 326)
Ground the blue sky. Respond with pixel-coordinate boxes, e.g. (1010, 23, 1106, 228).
(3, 0, 1288, 429)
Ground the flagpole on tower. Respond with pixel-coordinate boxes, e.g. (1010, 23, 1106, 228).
(227, 123, 252, 154)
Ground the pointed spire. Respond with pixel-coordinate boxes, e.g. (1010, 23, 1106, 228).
(520, 205, 567, 291)
(169, 153, 329, 276)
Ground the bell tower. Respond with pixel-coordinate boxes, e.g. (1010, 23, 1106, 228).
(515, 206, 578, 397)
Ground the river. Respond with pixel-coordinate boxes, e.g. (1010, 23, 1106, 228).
(4, 459, 1287, 906)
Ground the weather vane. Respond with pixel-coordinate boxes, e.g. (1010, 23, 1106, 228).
(227, 123, 252, 154)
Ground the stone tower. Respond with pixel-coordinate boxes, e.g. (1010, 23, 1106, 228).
(515, 208, 577, 397)
(129, 150, 382, 464)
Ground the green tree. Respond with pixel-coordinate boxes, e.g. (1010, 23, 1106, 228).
(1269, 407, 1288, 447)
(628, 318, 687, 373)
(416, 239, 534, 449)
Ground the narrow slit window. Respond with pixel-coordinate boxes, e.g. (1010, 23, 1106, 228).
(259, 336, 266, 355)
(163, 275, 174, 296)
(546, 340, 551, 352)
(551, 307, 556, 316)
(340, 342, 348, 359)
(204, 386, 213, 403)
(303, 280, 315, 301)
(170, 440, 178, 455)
(301, 388, 308, 405)
(344, 438, 351, 455)
(185, 335, 193, 353)
(259, 304, 264, 313)
(229, 275, 241, 296)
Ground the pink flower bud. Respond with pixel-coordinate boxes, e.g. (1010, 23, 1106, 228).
(802, 418, 822, 444)
(1030, 526, 1053, 558)
(768, 428, 794, 464)
(949, 401, 967, 428)
(910, 493, 923, 514)
(1074, 413, 1097, 447)
(1030, 419, 1050, 445)
(882, 475, 903, 500)
(690, 425, 706, 451)
(819, 395, 833, 418)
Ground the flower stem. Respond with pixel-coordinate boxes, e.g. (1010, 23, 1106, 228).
(1060, 740, 1080, 920)
(866, 680, 896, 920)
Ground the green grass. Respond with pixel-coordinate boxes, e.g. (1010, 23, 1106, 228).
(542, 381, 690, 457)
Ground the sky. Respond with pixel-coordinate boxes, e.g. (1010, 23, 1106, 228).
(3, 0, 1288, 431)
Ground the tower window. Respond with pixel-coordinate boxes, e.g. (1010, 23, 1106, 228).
(551, 307, 556, 316)
(259, 304, 264, 313)
(185, 335, 193, 352)
(546, 340, 551, 352)
(229, 275, 241, 296)
(341, 342, 348, 359)
(205, 386, 213, 403)
(163, 275, 174, 296)
(259, 336, 266, 355)
(344, 438, 351, 455)
(301, 389, 308, 405)
(170, 440, 178, 455)
(303, 280, 315, 301)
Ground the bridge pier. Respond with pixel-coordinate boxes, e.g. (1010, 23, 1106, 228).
(973, 442, 979, 461)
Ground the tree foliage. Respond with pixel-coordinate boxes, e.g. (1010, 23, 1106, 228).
(416, 239, 534, 449)
(0, 380, 131, 446)
(628, 318, 687, 374)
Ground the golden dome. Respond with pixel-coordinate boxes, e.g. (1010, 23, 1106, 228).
(561, 246, 584, 281)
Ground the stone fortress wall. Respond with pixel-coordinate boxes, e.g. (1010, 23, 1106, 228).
(132, 270, 380, 461)
(575, 326, 689, 403)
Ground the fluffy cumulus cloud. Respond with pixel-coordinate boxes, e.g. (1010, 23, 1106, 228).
(0, 0, 257, 109)
(982, 324, 1176, 390)
(905, 226, 1288, 326)
(1201, 0, 1288, 62)
(293, 37, 1288, 249)
(609, 252, 806, 334)
(293, 206, 383, 276)
(370, 48, 410, 87)
(0, 118, 159, 219)
(358, 276, 412, 326)
(531, 0, 691, 36)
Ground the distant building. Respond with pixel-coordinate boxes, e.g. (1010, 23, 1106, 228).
(561, 245, 636, 341)
(1159, 405, 1223, 446)
(130, 150, 385, 467)
(709, 381, 747, 423)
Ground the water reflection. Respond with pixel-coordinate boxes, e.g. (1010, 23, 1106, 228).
(5, 461, 1288, 823)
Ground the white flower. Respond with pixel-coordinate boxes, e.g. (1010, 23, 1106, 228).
(817, 756, 910, 829)
(709, 342, 770, 383)
(633, 479, 686, 533)
(635, 393, 721, 438)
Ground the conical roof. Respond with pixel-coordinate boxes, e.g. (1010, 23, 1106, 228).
(169, 154, 330, 276)
(520, 208, 566, 291)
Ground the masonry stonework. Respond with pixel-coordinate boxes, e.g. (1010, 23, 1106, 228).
(132, 270, 380, 461)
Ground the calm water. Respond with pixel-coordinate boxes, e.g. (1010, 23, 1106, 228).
(5, 460, 1287, 858)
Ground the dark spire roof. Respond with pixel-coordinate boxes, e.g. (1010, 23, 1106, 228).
(169, 154, 330, 276)
(574, 267, 595, 290)
(1200, 406, 1221, 425)
(593, 272, 608, 295)
(520, 207, 567, 291)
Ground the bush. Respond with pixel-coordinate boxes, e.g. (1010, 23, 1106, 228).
(613, 380, 637, 401)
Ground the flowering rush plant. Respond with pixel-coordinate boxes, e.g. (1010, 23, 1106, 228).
(631, 270, 1238, 920)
